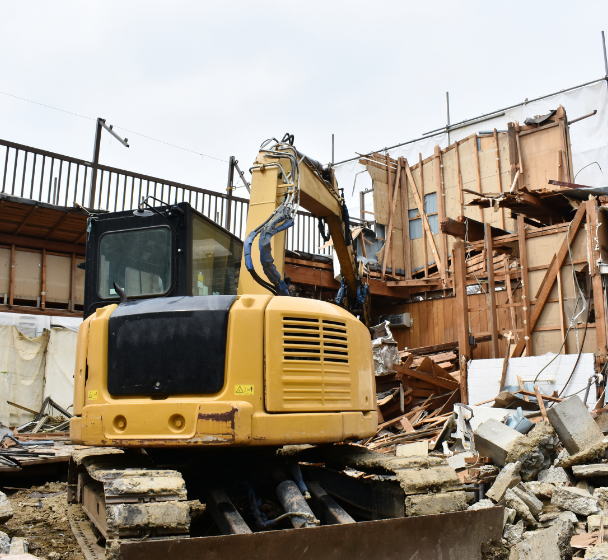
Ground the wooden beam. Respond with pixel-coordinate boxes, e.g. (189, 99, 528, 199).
(0, 233, 86, 256)
(434, 146, 447, 284)
(504, 257, 517, 332)
(485, 222, 499, 359)
(454, 141, 464, 218)
(512, 204, 587, 357)
(404, 160, 442, 273)
(381, 158, 401, 279)
(45, 211, 72, 240)
(419, 153, 429, 277)
(70, 253, 76, 313)
(9, 244, 15, 308)
(453, 239, 470, 404)
(441, 217, 510, 242)
(74, 229, 87, 245)
(517, 215, 533, 357)
(400, 158, 411, 280)
(393, 363, 459, 391)
(587, 198, 608, 357)
(386, 153, 393, 275)
(534, 385, 548, 421)
(493, 129, 506, 229)
(473, 135, 484, 222)
(41, 249, 46, 310)
(557, 267, 567, 354)
(13, 204, 38, 235)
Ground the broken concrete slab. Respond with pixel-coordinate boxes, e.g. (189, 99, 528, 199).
(9, 537, 29, 555)
(573, 464, 608, 478)
(547, 395, 604, 455)
(445, 451, 476, 470)
(594, 487, 608, 507)
(524, 481, 557, 499)
(0, 531, 9, 554)
(0, 492, 13, 524)
(577, 480, 596, 495)
(504, 488, 537, 526)
(404, 490, 467, 516)
(513, 484, 543, 516)
(502, 520, 525, 546)
(586, 542, 608, 559)
(552, 486, 600, 516)
(537, 467, 572, 486)
(486, 461, 522, 503)
(509, 517, 573, 560)
(394, 465, 461, 495)
(559, 436, 608, 468)
(474, 418, 523, 466)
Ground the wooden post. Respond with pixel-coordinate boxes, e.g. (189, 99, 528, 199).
(419, 154, 428, 277)
(434, 146, 448, 285)
(8, 244, 15, 308)
(557, 267, 567, 354)
(517, 215, 533, 357)
(386, 154, 393, 275)
(485, 222, 499, 358)
(70, 253, 76, 312)
(453, 239, 470, 404)
(587, 198, 608, 357)
(41, 248, 46, 310)
(454, 142, 464, 219)
(381, 158, 401, 279)
(473, 135, 484, 222)
(504, 257, 517, 333)
(400, 158, 411, 279)
(493, 129, 506, 230)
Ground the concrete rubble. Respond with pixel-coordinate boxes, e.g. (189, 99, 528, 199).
(0, 492, 13, 524)
(457, 395, 608, 557)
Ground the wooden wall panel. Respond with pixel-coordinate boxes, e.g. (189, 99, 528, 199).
(14, 250, 41, 300)
(0, 248, 9, 294)
(46, 254, 71, 303)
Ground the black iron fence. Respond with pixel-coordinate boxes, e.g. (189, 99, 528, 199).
(0, 138, 334, 256)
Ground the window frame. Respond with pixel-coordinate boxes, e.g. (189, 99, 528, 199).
(96, 224, 175, 301)
(409, 192, 439, 240)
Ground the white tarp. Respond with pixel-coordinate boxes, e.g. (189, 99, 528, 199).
(0, 311, 82, 337)
(44, 327, 78, 413)
(0, 325, 49, 426)
(0, 324, 78, 427)
(467, 352, 597, 407)
(336, 79, 608, 219)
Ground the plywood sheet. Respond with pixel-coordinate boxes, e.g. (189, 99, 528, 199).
(520, 125, 565, 190)
(46, 254, 71, 302)
(14, 250, 41, 300)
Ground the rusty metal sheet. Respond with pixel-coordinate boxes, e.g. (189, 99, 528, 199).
(118, 507, 504, 560)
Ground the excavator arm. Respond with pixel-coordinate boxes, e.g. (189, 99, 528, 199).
(238, 136, 366, 318)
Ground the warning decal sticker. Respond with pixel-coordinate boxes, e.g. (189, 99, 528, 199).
(234, 385, 254, 396)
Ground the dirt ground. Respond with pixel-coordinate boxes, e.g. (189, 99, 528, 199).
(2, 482, 83, 560)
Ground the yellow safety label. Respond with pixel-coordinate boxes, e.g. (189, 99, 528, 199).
(88, 390, 98, 400)
(235, 384, 254, 396)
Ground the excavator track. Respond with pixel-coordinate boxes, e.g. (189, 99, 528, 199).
(68, 448, 191, 546)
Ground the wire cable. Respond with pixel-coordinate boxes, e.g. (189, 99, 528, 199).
(0, 90, 227, 163)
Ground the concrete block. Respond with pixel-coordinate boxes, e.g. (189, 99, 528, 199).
(445, 451, 475, 470)
(9, 537, 29, 555)
(474, 418, 523, 466)
(395, 441, 428, 458)
(509, 518, 574, 560)
(502, 520, 525, 545)
(586, 542, 608, 559)
(513, 484, 543, 516)
(547, 395, 604, 455)
(405, 491, 467, 517)
(486, 461, 522, 503)
(537, 467, 572, 486)
(587, 514, 608, 533)
(524, 481, 556, 499)
(573, 464, 608, 478)
(552, 486, 600, 516)
(504, 488, 537, 526)
(0, 491, 13, 523)
(0, 531, 10, 554)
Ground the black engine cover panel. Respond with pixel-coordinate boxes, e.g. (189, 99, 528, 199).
(107, 295, 236, 396)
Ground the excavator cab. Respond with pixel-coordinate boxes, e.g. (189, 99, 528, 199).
(82, 200, 243, 318)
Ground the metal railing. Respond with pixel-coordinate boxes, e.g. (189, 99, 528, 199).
(0, 138, 333, 255)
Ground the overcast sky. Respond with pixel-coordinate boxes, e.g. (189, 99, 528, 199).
(1, 1, 607, 209)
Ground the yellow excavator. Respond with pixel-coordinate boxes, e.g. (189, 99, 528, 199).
(68, 136, 378, 553)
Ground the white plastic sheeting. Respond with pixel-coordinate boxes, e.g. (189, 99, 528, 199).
(0, 325, 77, 427)
(0, 311, 82, 337)
(467, 353, 597, 408)
(336, 79, 608, 218)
